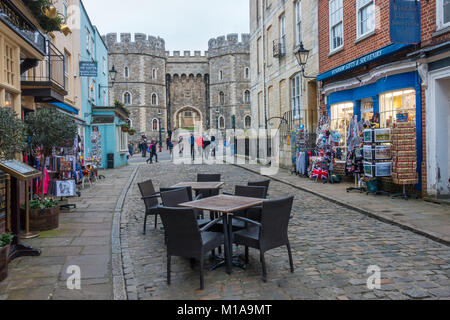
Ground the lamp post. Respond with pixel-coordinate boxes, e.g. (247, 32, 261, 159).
(99, 65, 118, 99)
(158, 111, 163, 152)
(294, 42, 315, 79)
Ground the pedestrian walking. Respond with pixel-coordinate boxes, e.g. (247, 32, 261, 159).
(196, 136, 203, 159)
(128, 143, 134, 159)
(150, 141, 158, 163)
(166, 137, 171, 150)
(142, 139, 148, 158)
(190, 133, 195, 161)
(146, 142, 153, 164)
(168, 140, 174, 158)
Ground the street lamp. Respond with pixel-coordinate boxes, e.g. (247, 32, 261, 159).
(294, 42, 315, 79)
(99, 65, 118, 98)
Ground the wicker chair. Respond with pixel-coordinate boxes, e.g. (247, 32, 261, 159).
(138, 179, 160, 234)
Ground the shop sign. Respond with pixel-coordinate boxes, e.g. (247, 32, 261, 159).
(92, 115, 114, 124)
(390, 0, 421, 45)
(317, 44, 412, 81)
(0, 0, 45, 54)
(396, 113, 409, 122)
(79, 62, 98, 77)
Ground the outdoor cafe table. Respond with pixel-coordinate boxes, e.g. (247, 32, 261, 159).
(179, 194, 264, 274)
(171, 181, 224, 191)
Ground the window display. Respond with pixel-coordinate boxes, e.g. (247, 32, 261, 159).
(379, 89, 416, 128)
(330, 102, 354, 149)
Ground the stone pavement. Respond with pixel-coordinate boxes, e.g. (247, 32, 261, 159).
(0, 165, 135, 300)
(123, 162, 450, 300)
(236, 164, 450, 245)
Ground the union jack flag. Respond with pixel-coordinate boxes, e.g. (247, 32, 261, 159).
(312, 167, 328, 181)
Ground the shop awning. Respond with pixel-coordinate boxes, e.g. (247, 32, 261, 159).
(317, 44, 413, 82)
(50, 102, 80, 115)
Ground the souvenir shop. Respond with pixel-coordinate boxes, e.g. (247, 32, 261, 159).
(293, 70, 422, 198)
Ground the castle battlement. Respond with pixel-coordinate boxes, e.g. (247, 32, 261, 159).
(165, 50, 209, 58)
(207, 33, 250, 58)
(105, 33, 166, 56)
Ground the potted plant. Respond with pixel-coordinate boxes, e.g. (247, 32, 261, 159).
(121, 124, 129, 132)
(22, 197, 59, 231)
(23, 0, 64, 34)
(128, 128, 136, 136)
(114, 100, 130, 117)
(0, 233, 13, 282)
(0, 107, 26, 161)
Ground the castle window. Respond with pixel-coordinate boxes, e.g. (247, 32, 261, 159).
(123, 92, 132, 105)
(151, 93, 158, 105)
(152, 118, 159, 131)
(244, 68, 250, 79)
(152, 68, 157, 79)
(244, 90, 251, 104)
(245, 115, 252, 129)
(124, 66, 129, 78)
(219, 70, 223, 80)
(219, 92, 225, 105)
(218, 116, 225, 129)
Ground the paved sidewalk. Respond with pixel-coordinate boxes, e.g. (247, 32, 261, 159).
(0, 165, 135, 300)
(237, 164, 450, 245)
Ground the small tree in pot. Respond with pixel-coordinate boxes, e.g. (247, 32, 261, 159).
(0, 108, 26, 161)
(0, 233, 13, 282)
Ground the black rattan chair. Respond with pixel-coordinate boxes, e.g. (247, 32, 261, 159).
(248, 179, 270, 198)
(158, 206, 225, 290)
(232, 196, 295, 282)
(138, 179, 160, 234)
(160, 188, 209, 226)
(196, 174, 221, 198)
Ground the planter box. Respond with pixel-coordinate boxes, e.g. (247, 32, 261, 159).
(21, 207, 60, 232)
(0, 244, 10, 282)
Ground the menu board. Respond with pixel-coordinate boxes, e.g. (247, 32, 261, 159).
(90, 127, 103, 168)
(0, 160, 41, 180)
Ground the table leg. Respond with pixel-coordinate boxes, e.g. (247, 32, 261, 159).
(222, 214, 232, 274)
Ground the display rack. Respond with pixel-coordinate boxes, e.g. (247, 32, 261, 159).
(391, 122, 419, 200)
(363, 128, 393, 196)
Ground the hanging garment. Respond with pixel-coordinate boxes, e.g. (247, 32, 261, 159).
(36, 168, 50, 195)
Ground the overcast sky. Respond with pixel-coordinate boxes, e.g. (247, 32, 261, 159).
(82, 0, 250, 52)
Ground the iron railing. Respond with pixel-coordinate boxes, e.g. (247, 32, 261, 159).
(273, 39, 286, 58)
(21, 40, 65, 90)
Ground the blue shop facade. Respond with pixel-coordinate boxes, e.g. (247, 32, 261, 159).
(318, 43, 423, 192)
(80, 0, 128, 169)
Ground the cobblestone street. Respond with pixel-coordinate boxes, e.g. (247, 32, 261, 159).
(123, 161, 450, 300)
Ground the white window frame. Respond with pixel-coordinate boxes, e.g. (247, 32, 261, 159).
(329, 0, 344, 53)
(151, 93, 158, 106)
(89, 79, 96, 103)
(63, 0, 68, 18)
(103, 89, 107, 106)
(123, 91, 132, 105)
(291, 74, 302, 120)
(86, 28, 91, 54)
(437, 0, 450, 30)
(356, 0, 375, 39)
(295, 0, 302, 46)
(118, 127, 128, 152)
(64, 51, 70, 93)
(280, 13, 286, 55)
(103, 57, 106, 75)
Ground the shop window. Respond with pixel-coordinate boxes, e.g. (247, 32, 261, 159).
(330, 102, 354, 149)
(357, 0, 375, 38)
(120, 128, 128, 152)
(379, 89, 416, 128)
(361, 99, 374, 123)
(329, 0, 343, 52)
(291, 74, 302, 120)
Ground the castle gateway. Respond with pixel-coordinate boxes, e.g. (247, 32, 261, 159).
(105, 33, 251, 143)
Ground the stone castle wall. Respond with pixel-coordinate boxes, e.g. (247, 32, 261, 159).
(106, 33, 251, 143)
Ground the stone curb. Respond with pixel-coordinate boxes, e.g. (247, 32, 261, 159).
(235, 164, 450, 247)
(112, 165, 139, 300)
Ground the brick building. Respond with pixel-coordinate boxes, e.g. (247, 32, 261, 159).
(317, 0, 449, 198)
(105, 33, 251, 144)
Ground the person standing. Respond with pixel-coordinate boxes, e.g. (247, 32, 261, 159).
(128, 143, 134, 158)
(150, 140, 158, 163)
(190, 133, 195, 161)
(142, 139, 148, 158)
(146, 141, 154, 164)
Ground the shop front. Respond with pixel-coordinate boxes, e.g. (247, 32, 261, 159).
(322, 69, 423, 194)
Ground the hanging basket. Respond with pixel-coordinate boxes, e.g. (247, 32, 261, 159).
(121, 126, 129, 133)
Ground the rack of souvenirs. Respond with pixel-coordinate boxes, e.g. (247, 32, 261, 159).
(391, 121, 419, 200)
(362, 128, 393, 195)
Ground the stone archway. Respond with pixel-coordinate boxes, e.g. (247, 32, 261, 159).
(173, 106, 203, 131)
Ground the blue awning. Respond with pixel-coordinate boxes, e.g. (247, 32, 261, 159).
(317, 43, 413, 82)
(50, 102, 79, 115)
